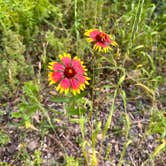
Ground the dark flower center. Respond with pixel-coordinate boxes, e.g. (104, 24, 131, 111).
(64, 66, 76, 78)
(96, 32, 108, 43)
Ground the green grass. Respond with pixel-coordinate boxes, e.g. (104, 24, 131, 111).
(0, 0, 165, 165)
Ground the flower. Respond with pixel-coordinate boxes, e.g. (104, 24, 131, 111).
(84, 29, 117, 53)
(164, 112, 166, 118)
(48, 53, 90, 95)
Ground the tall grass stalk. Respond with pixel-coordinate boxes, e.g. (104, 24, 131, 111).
(81, 141, 89, 165)
(74, 0, 79, 54)
(116, 89, 131, 166)
(102, 89, 118, 138)
(130, 0, 144, 44)
(141, 139, 166, 166)
(117, 140, 132, 166)
(117, 113, 132, 166)
(92, 121, 101, 149)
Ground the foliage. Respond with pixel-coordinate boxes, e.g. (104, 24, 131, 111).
(0, 130, 10, 146)
(0, 0, 60, 100)
(65, 155, 79, 166)
(51, 92, 90, 116)
(0, 30, 32, 100)
(147, 110, 166, 138)
(0, 0, 53, 40)
(11, 81, 41, 128)
(0, 0, 165, 165)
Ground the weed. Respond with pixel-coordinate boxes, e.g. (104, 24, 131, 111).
(0, 0, 165, 165)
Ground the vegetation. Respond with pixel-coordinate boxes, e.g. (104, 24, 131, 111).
(0, 0, 165, 165)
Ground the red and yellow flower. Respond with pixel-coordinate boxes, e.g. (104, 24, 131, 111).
(164, 112, 166, 118)
(84, 29, 117, 53)
(48, 53, 90, 95)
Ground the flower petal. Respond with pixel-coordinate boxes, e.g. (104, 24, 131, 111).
(59, 53, 71, 66)
(75, 74, 86, 84)
(96, 42, 109, 48)
(58, 78, 70, 94)
(60, 78, 70, 89)
(52, 63, 65, 71)
(71, 78, 80, 90)
(48, 72, 63, 84)
(89, 29, 100, 40)
(72, 58, 85, 75)
(84, 29, 99, 37)
(48, 62, 56, 70)
(72, 57, 82, 67)
(61, 57, 71, 66)
(93, 42, 111, 53)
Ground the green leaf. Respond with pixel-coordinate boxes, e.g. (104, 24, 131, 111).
(120, 90, 127, 111)
(0, 131, 10, 146)
(50, 97, 70, 103)
(151, 140, 166, 158)
(67, 108, 80, 115)
(132, 45, 144, 51)
(118, 74, 126, 86)
(67, 107, 86, 116)
(11, 111, 22, 118)
(71, 91, 88, 100)
(92, 121, 101, 148)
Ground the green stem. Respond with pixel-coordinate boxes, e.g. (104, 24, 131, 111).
(88, 51, 96, 118)
(117, 140, 132, 166)
(39, 104, 55, 132)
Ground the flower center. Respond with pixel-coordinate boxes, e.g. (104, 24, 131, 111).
(96, 32, 107, 42)
(64, 66, 76, 78)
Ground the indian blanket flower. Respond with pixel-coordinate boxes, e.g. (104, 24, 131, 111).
(84, 29, 118, 53)
(48, 53, 90, 95)
(164, 112, 166, 118)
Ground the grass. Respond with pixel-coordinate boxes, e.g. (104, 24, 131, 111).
(0, 0, 165, 166)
